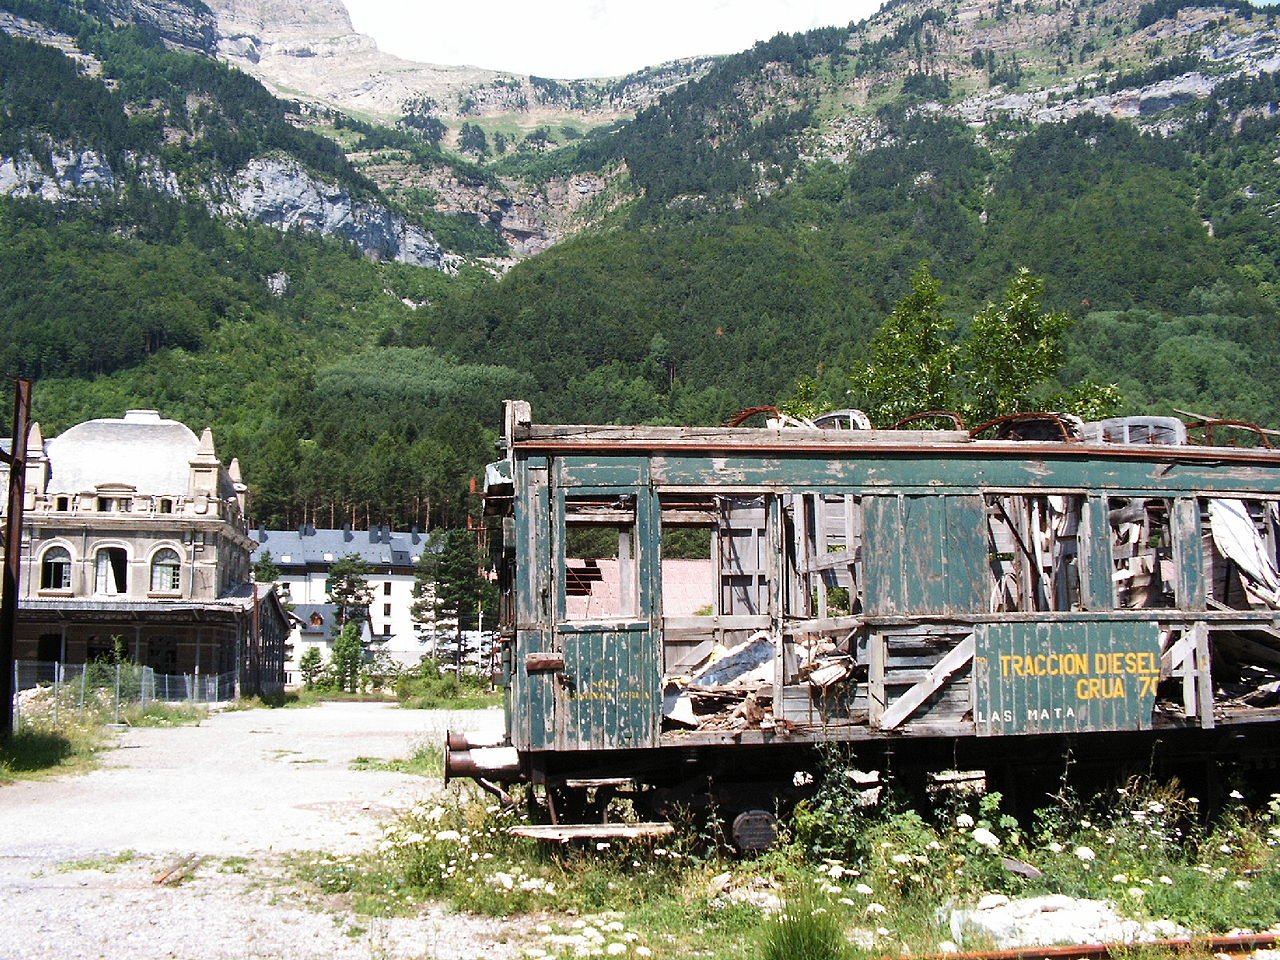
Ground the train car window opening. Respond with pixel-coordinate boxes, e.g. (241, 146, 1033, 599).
(658, 495, 719, 678)
(1203, 497, 1280, 609)
(561, 496, 638, 622)
(1110, 497, 1176, 608)
(985, 494, 1084, 612)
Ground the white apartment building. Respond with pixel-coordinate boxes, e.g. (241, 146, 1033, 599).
(251, 525, 431, 671)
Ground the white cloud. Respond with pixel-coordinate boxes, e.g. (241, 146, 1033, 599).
(342, 0, 884, 78)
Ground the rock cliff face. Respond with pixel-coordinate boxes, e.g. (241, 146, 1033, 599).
(204, 0, 512, 119)
(202, 0, 708, 123)
(0, 149, 446, 269)
(99, 0, 219, 55)
(221, 157, 446, 268)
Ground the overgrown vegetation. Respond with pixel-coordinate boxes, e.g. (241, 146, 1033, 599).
(295, 759, 1280, 959)
(393, 659, 500, 710)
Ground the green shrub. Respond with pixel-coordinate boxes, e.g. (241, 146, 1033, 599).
(394, 658, 499, 709)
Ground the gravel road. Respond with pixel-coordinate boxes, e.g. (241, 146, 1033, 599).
(0, 702, 519, 960)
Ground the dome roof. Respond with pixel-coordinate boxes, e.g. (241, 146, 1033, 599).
(45, 410, 202, 495)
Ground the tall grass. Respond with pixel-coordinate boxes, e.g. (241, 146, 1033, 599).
(0, 720, 103, 780)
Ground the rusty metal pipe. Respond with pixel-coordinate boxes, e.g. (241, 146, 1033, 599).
(444, 740, 522, 785)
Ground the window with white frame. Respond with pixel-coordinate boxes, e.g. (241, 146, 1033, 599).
(40, 546, 72, 590)
(94, 547, 128, 596)
(150, 548, 182, 593)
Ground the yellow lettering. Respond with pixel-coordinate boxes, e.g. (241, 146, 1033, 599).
(1077, 677, 1126, 700)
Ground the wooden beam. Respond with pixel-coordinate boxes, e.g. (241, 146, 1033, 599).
(509, 822, 675, 842)
(879, 634, 976, 731)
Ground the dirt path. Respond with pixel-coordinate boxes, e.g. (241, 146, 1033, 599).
(0, 702, 520, 960)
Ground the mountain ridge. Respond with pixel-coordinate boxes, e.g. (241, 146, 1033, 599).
(203, 0, 715, 128)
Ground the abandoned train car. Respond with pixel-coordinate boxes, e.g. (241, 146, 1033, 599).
(447, 402, 1280, 835)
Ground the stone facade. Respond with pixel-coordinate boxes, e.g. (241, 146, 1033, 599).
(1, 410, 285, 693)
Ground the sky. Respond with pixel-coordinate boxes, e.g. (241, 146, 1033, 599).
(340, 1, 885, 79)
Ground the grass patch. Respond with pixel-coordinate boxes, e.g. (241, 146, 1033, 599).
(350, 742, 443, 777)
(57, 850, 137, 873)
(763, 880, 854, 960)
(394, 660, 503, 710)
(398, 688, 503, 710)
(227, 689, 320, 710)
(121, 702, 206, 727)
(0, 721, 105, 780)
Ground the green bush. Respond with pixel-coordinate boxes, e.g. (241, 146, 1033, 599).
(394, 658, 499, 709)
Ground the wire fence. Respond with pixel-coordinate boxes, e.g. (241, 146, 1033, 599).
(12, 660, 236, 729)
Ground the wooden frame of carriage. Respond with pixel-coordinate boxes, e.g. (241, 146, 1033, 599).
(446, 401, 1280, 848)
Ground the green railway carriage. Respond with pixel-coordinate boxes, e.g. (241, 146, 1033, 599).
(447, 403, 1280, 840)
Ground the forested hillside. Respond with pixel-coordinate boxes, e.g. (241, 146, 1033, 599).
(4, 0, 1280, 531)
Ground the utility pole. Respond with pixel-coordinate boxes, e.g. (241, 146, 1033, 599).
(1, 379, 33, 741)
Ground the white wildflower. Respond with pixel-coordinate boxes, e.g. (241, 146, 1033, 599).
(1074, 846, 1096, 862)
(434, 830, 461, 842)
(972, 827, 1000, 850)
(855, 883, 874, 895)
(956, 814, 975, 828)
(866, 902, 888, 915)
(606, 944, 627, 956)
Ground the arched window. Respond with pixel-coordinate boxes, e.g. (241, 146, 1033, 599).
(150, 548, 182, 593)
(40, 547, 72, 590)
(94, 547, 128, 596)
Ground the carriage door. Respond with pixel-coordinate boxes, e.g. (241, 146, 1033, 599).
(552, 479, 660, 751)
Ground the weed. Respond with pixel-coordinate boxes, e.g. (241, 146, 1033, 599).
(394, 659, 501, 710)
(762, 881, 852, 960)
(122, 702, 205, 727)
(58, 850, 137, 873)
(350, 742, 443, 777)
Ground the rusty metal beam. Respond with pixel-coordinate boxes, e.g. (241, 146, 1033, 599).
(914, 931, 1277, 960)
(2, 378, 32, 741)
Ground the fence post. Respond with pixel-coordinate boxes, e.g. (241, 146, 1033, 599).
(113, 662, 121, 725)
(11, 662, 18, 733)
(52, 662, 60, 727)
